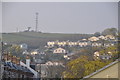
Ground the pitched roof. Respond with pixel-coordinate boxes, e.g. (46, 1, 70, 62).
(4, 61, 33, 74)
(83, 59, 119, 78)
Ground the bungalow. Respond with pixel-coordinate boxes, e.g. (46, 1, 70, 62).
(20, 43, 28, 50)
(38, 61, 64, 78)
(68, 41, 78, 47)
(47, 41, 55, 47)
(78, 42, 88, 47)
(94, 51, 100, 59)
(53, 48, 66, 54)
(88, 36, 99, 41)
(94, 51, 112, 60)
(57, 41, 67, 46)
(105, 35, 115, 40)
(98, 35, 105, 40)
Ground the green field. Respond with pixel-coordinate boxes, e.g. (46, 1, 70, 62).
(1, 32, 93, 49)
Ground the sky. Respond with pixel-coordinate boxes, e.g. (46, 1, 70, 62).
(2, 2, 118, 34)
(0, 2, 2, 36)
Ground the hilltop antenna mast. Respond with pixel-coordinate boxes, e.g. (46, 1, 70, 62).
(35, 12, 39, 32)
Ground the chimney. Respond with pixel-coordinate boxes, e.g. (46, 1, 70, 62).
(8, 53, 12, 62)
(12, 56, 17, 64)
(16, 57, 20, 65)
(3, 53, 8, 61)
(26, 55, 30, 67)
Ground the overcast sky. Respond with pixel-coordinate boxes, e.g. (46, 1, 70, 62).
(2, 2, 118, 34)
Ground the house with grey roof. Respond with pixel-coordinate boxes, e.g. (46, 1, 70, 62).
(83, 59, 120, 79)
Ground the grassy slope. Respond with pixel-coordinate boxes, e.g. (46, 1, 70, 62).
(1, 32, 93, 49)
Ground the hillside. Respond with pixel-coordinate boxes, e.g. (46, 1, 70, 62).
(1, 32, 93, 49)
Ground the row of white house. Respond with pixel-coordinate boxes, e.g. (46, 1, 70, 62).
(47, 41, 116, 47)
(46, 35, 117, 47)
(88, 35, 115, 41)
(94, 51, 112, 60)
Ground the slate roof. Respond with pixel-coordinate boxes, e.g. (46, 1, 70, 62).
(4, 61, 33, 74)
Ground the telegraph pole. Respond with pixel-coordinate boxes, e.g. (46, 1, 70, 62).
(0, 41, 2, 80)
(0, 41, 3, 80)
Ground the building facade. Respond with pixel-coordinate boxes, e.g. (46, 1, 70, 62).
(2, 53, 34, 79)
